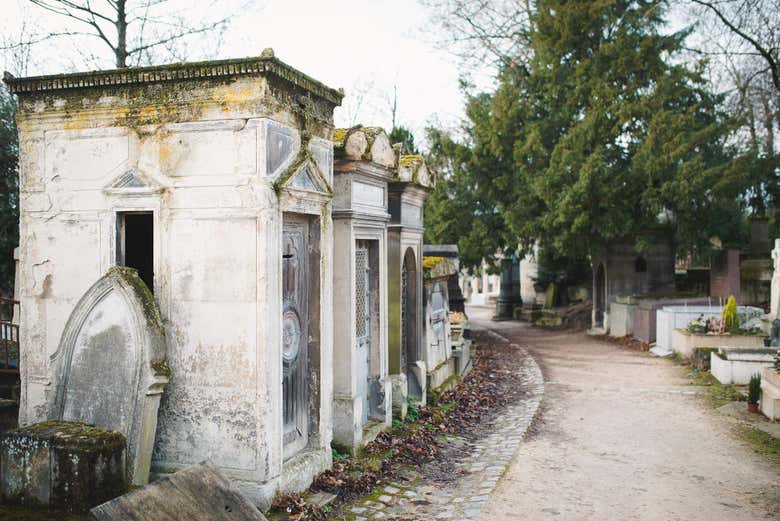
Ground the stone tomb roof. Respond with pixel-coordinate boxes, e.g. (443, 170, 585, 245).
(333, 126, 396, 169)
(3, 48, 343, 106)
(333, 126, 435, 188)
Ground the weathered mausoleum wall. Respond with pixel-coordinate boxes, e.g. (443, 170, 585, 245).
(5, 51, 342, 508)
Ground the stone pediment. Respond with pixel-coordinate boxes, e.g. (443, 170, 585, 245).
(50, 267, 169, 486)
(276, 150, 331, 195)
(334, 126, 395, 168)
(104, 168, 163, 196)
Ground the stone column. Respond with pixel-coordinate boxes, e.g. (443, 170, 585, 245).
(495, 256, 522, 319)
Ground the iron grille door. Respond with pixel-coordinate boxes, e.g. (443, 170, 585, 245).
(355, 242, 371, 424)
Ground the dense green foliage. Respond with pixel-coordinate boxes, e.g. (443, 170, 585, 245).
(424, 0, 750, 267)
(424, 125, 511, 269)
(0, 85, 18, 295)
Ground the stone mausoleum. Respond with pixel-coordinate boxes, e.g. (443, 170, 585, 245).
(331, 126, 395, 452)
(590, 239, 675, 335)
(386, 154, 433, 416)
(5, 50, 342, 508)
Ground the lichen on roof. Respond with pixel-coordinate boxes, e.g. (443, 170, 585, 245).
(422, 256, 445, 270)
(423, 255, 458, 279)
(399, 154, 424, 167)
(333, 128, 348, 144)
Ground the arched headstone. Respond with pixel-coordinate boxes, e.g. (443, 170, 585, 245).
(50, 267, 169, 486)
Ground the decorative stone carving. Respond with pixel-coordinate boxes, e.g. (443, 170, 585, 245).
(50, 267, 169, 487)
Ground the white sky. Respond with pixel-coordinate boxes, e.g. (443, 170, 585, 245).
(1, 0, 478, 146)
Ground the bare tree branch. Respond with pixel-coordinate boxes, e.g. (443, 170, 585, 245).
(25, 0, 239, 68)
(689, 0, 780, 92)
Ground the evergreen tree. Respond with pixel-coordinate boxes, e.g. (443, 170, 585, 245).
(426, 0, 749, 266)
(0, 85, 18, 295)
(424, 122, 510, 269)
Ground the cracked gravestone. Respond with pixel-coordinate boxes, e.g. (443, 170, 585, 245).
(90, 462, 267, 521)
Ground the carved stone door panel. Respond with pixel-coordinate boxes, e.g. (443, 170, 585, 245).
(355, 241, 371, 425)
(283, 218, 309, 458)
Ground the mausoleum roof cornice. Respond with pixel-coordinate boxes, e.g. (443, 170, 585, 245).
(2, 49, 344, 105)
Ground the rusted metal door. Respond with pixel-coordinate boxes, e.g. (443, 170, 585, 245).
(282, 219, 309, 457)
(355, 241, 371, 424)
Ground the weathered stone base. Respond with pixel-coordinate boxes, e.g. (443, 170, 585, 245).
(427, 358, 457, 395)
(332, 396, 391, 455)
(0, 421, 126, 513)
(390, 374, 408, 420)
(710, 349, 775, 385)
(280, 445, 331, 498)
(453, 340, 473, 378)
(760, 367, 780, 420)
(671, 329, 766, 358)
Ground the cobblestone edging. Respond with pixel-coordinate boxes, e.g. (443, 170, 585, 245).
(343, 328, 545, 521)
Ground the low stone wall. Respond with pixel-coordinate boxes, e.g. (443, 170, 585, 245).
(671, 329, 766, 358)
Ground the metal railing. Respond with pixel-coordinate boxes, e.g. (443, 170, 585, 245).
(0, 297, 19, 375)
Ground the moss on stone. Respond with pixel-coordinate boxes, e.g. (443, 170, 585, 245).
(109, 266, 164, 336)
(422, 256, 445, 270)
(332, 128, 347, 144)
(11, 420, 126, 453)
(151, 358, 171, 377)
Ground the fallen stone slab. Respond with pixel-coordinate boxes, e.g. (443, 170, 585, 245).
(89, 461, 267, 521)
(0, 420, 126, 513)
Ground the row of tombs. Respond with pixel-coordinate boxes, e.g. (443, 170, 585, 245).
(0, 52, 473, 511)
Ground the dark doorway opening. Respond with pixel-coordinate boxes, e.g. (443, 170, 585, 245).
(118, 212, 154, 293)
(595, 263, 606, 328)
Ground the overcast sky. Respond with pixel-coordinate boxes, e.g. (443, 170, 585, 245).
(1, 0, 479, 145)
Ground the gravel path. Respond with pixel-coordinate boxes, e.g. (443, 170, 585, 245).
(473, 306, 780, 521)
(341, 318, 544, 521)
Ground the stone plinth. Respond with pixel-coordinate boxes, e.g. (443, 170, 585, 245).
(0, 421, 126, 512)
(671, 329, 766, 358)
(760, 367, 780, 420)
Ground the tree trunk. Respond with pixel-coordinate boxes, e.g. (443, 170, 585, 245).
(115, 0, 128, 68)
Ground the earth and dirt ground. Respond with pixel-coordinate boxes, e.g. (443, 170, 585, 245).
(473, 306, 780, 521)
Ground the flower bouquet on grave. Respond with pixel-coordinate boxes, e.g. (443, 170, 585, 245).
(687, 314, 707, 334)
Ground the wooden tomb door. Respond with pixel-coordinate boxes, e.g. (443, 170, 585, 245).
(282, 218, 309, 458)
(355, 241, 371, 424)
